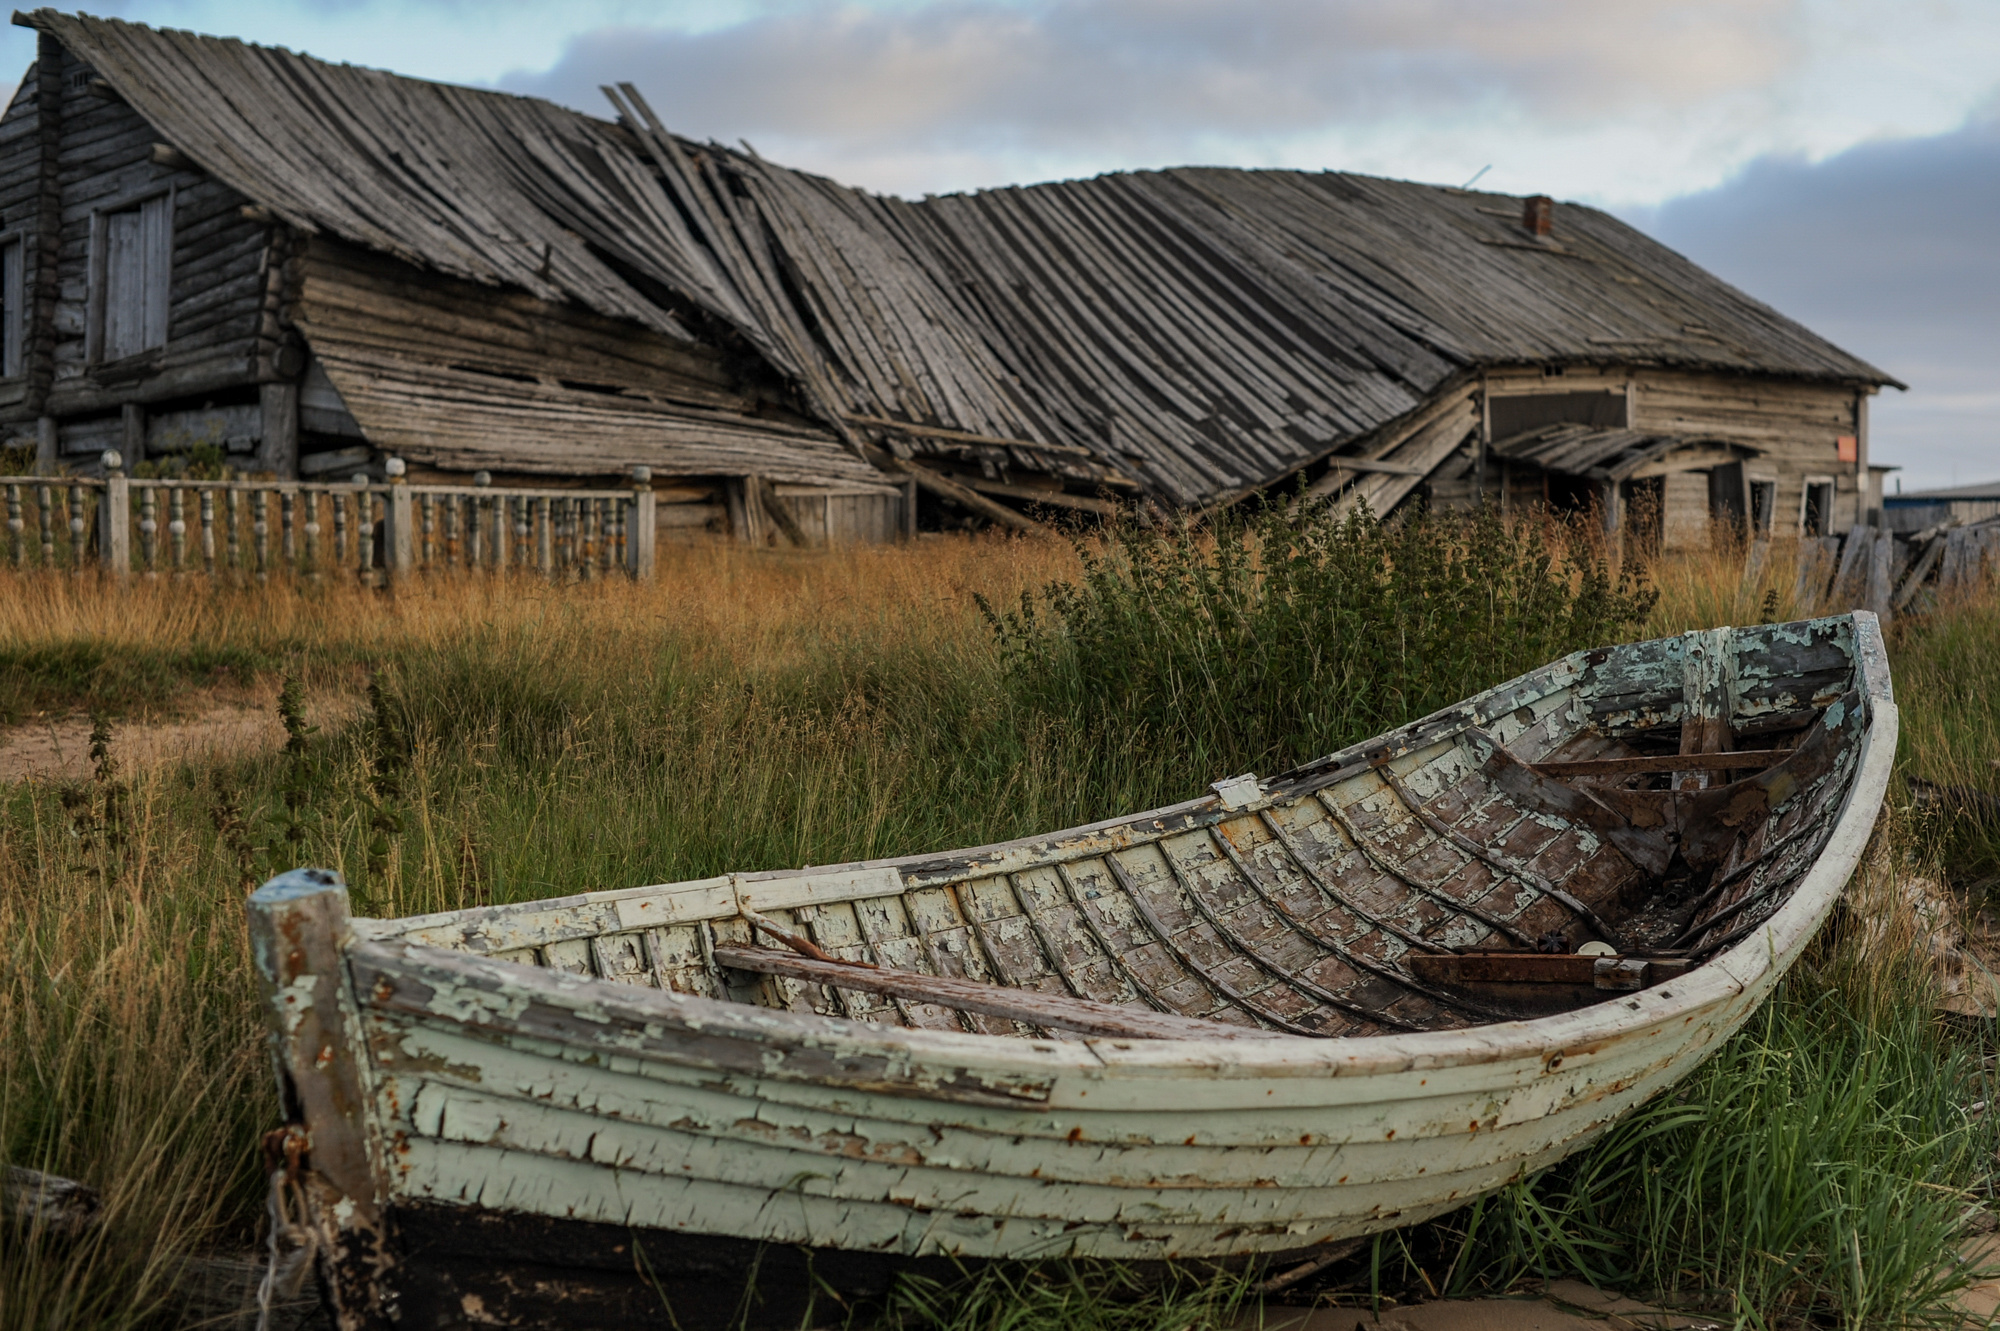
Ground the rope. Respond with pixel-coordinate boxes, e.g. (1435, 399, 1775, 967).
(255, 1127, 320, 1331)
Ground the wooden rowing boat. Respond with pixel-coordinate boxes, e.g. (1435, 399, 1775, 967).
(249, 612, 1894, 1329)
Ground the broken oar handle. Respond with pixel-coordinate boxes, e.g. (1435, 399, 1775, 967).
(710, 944, 1287, 1040)
(737, 905, 866, 967)
(1531, 750, 1792, 777)
(1409, 951, 1693, 993)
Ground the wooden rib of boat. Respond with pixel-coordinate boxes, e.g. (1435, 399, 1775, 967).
(249, 612, 1895, 1329)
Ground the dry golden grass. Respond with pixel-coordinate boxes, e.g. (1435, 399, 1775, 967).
(0, 522, 1991, 1329)
(0, 533, 1077, 683)
(0, 778, 266, 1327)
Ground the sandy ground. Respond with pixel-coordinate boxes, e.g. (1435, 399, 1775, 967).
(0, 687, 361, 783)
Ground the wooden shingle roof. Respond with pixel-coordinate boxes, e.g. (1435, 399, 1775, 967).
(25, 10, 1900, 506)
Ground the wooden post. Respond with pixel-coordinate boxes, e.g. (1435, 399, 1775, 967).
(121, 402, 145, 470)
(903, 476, 918, 539)
(1473, 375, 1489, 506)
(380, 458, 413, 580)
(628, 465, 656, 580)
(100, 450, 130, 576)
(245, 868, 390, 1326)
(34, 416, 55, 476)
(1863, 530, 1893, 629)
(259, 380, 299, 478)
(724, 476, 758, 544)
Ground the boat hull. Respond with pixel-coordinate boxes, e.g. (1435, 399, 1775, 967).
(247, 615, 1895, 1327)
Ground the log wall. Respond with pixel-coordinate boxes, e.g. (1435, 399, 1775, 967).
(0, 44, 274, 457)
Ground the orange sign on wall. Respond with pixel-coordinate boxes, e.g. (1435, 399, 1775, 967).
(1836, 435, 1858, 463)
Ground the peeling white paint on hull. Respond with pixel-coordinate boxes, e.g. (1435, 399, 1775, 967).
(247, 613, 1894, 1328)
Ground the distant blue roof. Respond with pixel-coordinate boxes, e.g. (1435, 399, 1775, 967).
(1884, 479, 2000, 507)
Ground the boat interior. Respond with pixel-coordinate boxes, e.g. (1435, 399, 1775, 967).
(361, 617, 1875, 1040)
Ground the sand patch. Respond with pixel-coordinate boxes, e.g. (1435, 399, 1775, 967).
(0, 687, 362, 783)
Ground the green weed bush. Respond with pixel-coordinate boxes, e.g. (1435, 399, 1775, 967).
(980, 505, 1656, 783)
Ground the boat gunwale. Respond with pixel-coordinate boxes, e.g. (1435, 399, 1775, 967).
(345, 612, 1894, 1092)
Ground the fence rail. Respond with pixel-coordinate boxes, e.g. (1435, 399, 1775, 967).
(0, 456, 657, 582)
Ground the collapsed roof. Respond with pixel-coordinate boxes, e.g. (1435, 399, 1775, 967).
(24, 10, 1901, 507)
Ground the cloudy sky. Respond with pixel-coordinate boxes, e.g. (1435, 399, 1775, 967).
(3, 1, 1994, 489)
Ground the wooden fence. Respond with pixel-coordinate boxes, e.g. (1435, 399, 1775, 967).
(1, 456, 656, 581)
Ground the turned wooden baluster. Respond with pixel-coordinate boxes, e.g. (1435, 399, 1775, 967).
(226, 489, 242, 573)
(138, 484, 158, 574)
(277, 488, 295, 566)
(199, 488, 216, 575)
(469, 472, 489, 569)
(6, 484, 22, 567)
(168, 486, 187, 572)
(252, 489, 271, 580)
(66, 485, 86, 570)
(302, 490, 322, 575)
(331, 491, 349, 565)
(441, 493, 459, 569)
(535, 495, 551, 576)
(36, 484, 53, 566)
(355, 478, 376, 584)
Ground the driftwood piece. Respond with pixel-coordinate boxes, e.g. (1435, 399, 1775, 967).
(3, 1165, 101, 1239)
(710, 944, 1283, 1040)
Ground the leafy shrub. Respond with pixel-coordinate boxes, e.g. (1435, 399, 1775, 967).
(979, 504, 1657, 782)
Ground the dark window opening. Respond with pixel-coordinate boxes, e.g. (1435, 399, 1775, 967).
(0, 239, 21, 376)
(1708, 461, 1747, 537)
(1749, 480, 1775, 535)
(1803, 481, 1835, 537)
(1621, 476, 1664, 558)
(1488, 391, 1628, 441)
(1546, 470, 1599, 514)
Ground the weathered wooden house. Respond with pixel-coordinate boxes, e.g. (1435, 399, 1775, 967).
(1, 11, 1900, 542)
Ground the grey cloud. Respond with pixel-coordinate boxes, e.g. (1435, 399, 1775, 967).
(1630, 112, 2000, 489)
(500, 0, 1802, 175)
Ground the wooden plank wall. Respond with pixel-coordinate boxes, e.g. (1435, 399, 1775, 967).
(1482, 367, 1866, 537)
(292, 240, 885, 487)
(47, 78, 268, 421)
(0, 45, 275, 459)
(0, 54, 46, 422)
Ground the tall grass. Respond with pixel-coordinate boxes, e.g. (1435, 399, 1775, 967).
(1390, 837, 1995, 1330)
(0, 774, 268, 1328)
(0, 516, 1992, 1329)
(1894, 595, 2000, 887)
(980, 506, 1654, 782)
